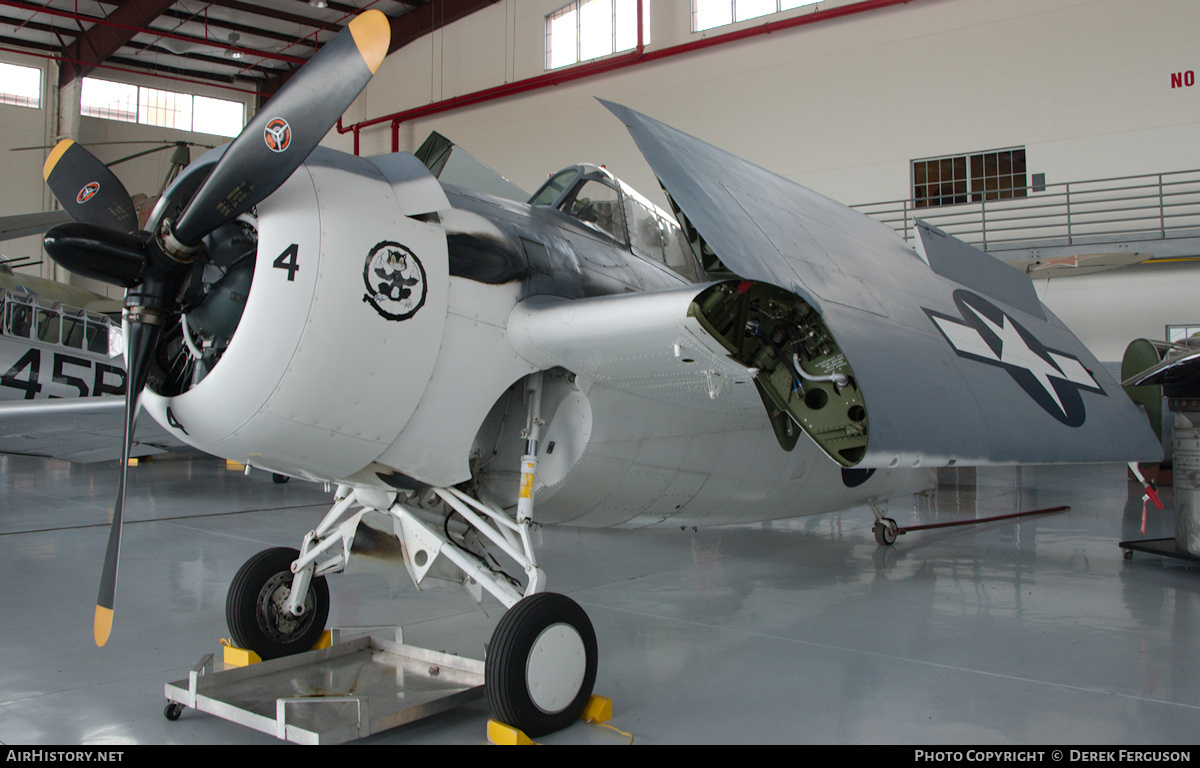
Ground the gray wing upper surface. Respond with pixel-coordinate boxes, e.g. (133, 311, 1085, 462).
(0, 396, 188, 463)
(0, 210, 72, 243)
(602, 100, 1161, 467)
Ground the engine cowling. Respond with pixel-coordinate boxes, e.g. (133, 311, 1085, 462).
(142, 149, 449, 481)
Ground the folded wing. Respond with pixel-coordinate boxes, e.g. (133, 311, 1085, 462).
(576, 101, 1162, 468)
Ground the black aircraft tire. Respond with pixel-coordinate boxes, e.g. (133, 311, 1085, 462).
(874, 518, 898, 546)
(485, 592, 597, 738)
(226, 547, 329, 661)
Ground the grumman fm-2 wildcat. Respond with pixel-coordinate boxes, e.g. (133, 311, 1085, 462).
(32, 11, 1159, 737)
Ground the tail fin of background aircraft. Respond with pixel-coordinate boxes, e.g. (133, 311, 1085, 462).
(415, 131, 529, 201)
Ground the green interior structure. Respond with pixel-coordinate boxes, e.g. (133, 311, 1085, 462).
(690, 281, 869, 467)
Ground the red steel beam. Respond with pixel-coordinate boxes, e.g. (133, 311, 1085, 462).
(0, 0, 308, 80)
(59, 0, 180, 86)
(202, 0, 342, 33)
(0, 41, 261, 95)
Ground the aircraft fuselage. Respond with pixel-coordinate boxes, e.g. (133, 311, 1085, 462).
(140, 147, 931, 528)
(0, 288, 125, 402)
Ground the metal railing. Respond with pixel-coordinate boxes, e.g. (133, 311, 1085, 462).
(852, 169, 1200, 253)
(1, 289, 116, 355)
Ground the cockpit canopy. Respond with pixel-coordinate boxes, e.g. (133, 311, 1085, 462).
(530, 165, 698, 281)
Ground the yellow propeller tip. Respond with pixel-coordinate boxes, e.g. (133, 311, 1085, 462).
(348, 9, 390, 75)
(94, 605, 113, 647)
(43, 139, 74, 181)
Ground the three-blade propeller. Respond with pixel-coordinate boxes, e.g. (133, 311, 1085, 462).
(39, 10, 391, 647)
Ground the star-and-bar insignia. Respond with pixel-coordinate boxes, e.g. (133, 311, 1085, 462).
(924, 290, 1104, 427)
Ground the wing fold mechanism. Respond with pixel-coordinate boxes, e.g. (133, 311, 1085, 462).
(691, 281, 867, 465)
(509, 279, 869, 467)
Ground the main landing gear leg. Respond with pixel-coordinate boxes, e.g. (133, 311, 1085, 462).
(408, 372, 597, 736)
(482, 371, 597, 736)
(222, 379, 598, 736)
(389, 483, 597, 737)
(225, 488, 363, 660)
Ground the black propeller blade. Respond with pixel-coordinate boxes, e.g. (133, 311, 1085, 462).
(43, 140, 138, 233)
(171, 9, 390, 246)
(95, 317, 161, 647)
(38, 10, 392, 647)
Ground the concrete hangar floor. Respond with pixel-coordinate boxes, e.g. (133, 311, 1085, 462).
(0, 453, 1198, 745)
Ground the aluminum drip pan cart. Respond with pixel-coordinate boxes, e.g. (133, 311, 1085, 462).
(164, 630, 485, 744)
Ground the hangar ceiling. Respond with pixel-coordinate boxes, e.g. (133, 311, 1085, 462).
(0, 0, 499, 100)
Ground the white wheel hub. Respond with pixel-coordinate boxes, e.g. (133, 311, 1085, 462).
(525, 622, 587, 714)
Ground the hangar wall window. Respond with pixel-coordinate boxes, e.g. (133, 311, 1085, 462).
(193, 95, 245, 136)
(546, 0, 644, 70)
(912, 148, 1028, 209)
(81, 78, 245, 137)
(0, 62, 41, 108)
(692, 0, 819, 32)
(138, 86, 193, 131)
(80, 79, 139, 122)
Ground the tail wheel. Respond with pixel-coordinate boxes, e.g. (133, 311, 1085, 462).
(485, 593, 597, 738)
(874, 517, 899, 546)
(225, 547, 329, 660)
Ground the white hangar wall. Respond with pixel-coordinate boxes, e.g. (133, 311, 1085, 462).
(336, 0, 1200, 206)
(0, 52, 255, 296)
(2, 0, 1194, 360)
(331, 0, 1200, 364)
(0, 50, 59, 270)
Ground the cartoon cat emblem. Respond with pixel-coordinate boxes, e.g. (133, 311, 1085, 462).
(363, 241, 427, 321)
